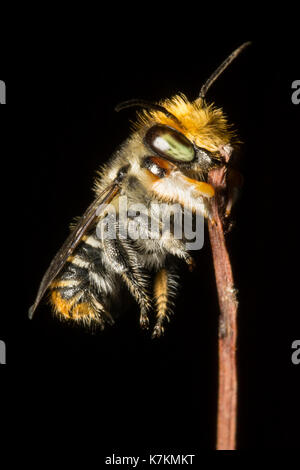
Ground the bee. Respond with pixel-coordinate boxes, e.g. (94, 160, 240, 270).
(29, 42, 250, 337)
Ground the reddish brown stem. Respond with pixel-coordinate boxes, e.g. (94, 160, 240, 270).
(208, 162, 238, 450)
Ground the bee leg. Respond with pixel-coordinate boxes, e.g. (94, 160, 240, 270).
(119, 255, 152, 330)
(161, 235, 195, 270)
(225, 168, 243, 217)
(152, 268, 178, 338)
(102, 237, 152, 329)
(139, 309, 150, 330)
(185, 255, 196, 272)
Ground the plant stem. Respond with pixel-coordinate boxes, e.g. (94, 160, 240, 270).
(208, 160, 238, 450)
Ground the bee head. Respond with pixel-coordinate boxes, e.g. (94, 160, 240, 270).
(115, 43, 251, 176)
(139, 95, 237, 174)
(116, 95, 237, 176)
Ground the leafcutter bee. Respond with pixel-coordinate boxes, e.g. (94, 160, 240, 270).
(29, 42, 250, 337)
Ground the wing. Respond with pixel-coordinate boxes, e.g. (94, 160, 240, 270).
(28, 182, 121, 319)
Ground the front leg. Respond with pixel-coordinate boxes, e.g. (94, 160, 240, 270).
(161, 234, 196, 271)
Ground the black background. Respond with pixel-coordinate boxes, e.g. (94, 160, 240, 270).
(1, 33, 299, 455)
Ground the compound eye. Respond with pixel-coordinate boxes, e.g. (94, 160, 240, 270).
(145, 124, 195, 162)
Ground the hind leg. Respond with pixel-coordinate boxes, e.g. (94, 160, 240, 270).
(152, 267, 179, 338)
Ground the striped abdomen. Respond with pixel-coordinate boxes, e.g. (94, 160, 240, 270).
(49, 232, 116, 327)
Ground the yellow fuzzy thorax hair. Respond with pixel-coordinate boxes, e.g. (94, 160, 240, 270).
(135, 93, 238, 152)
